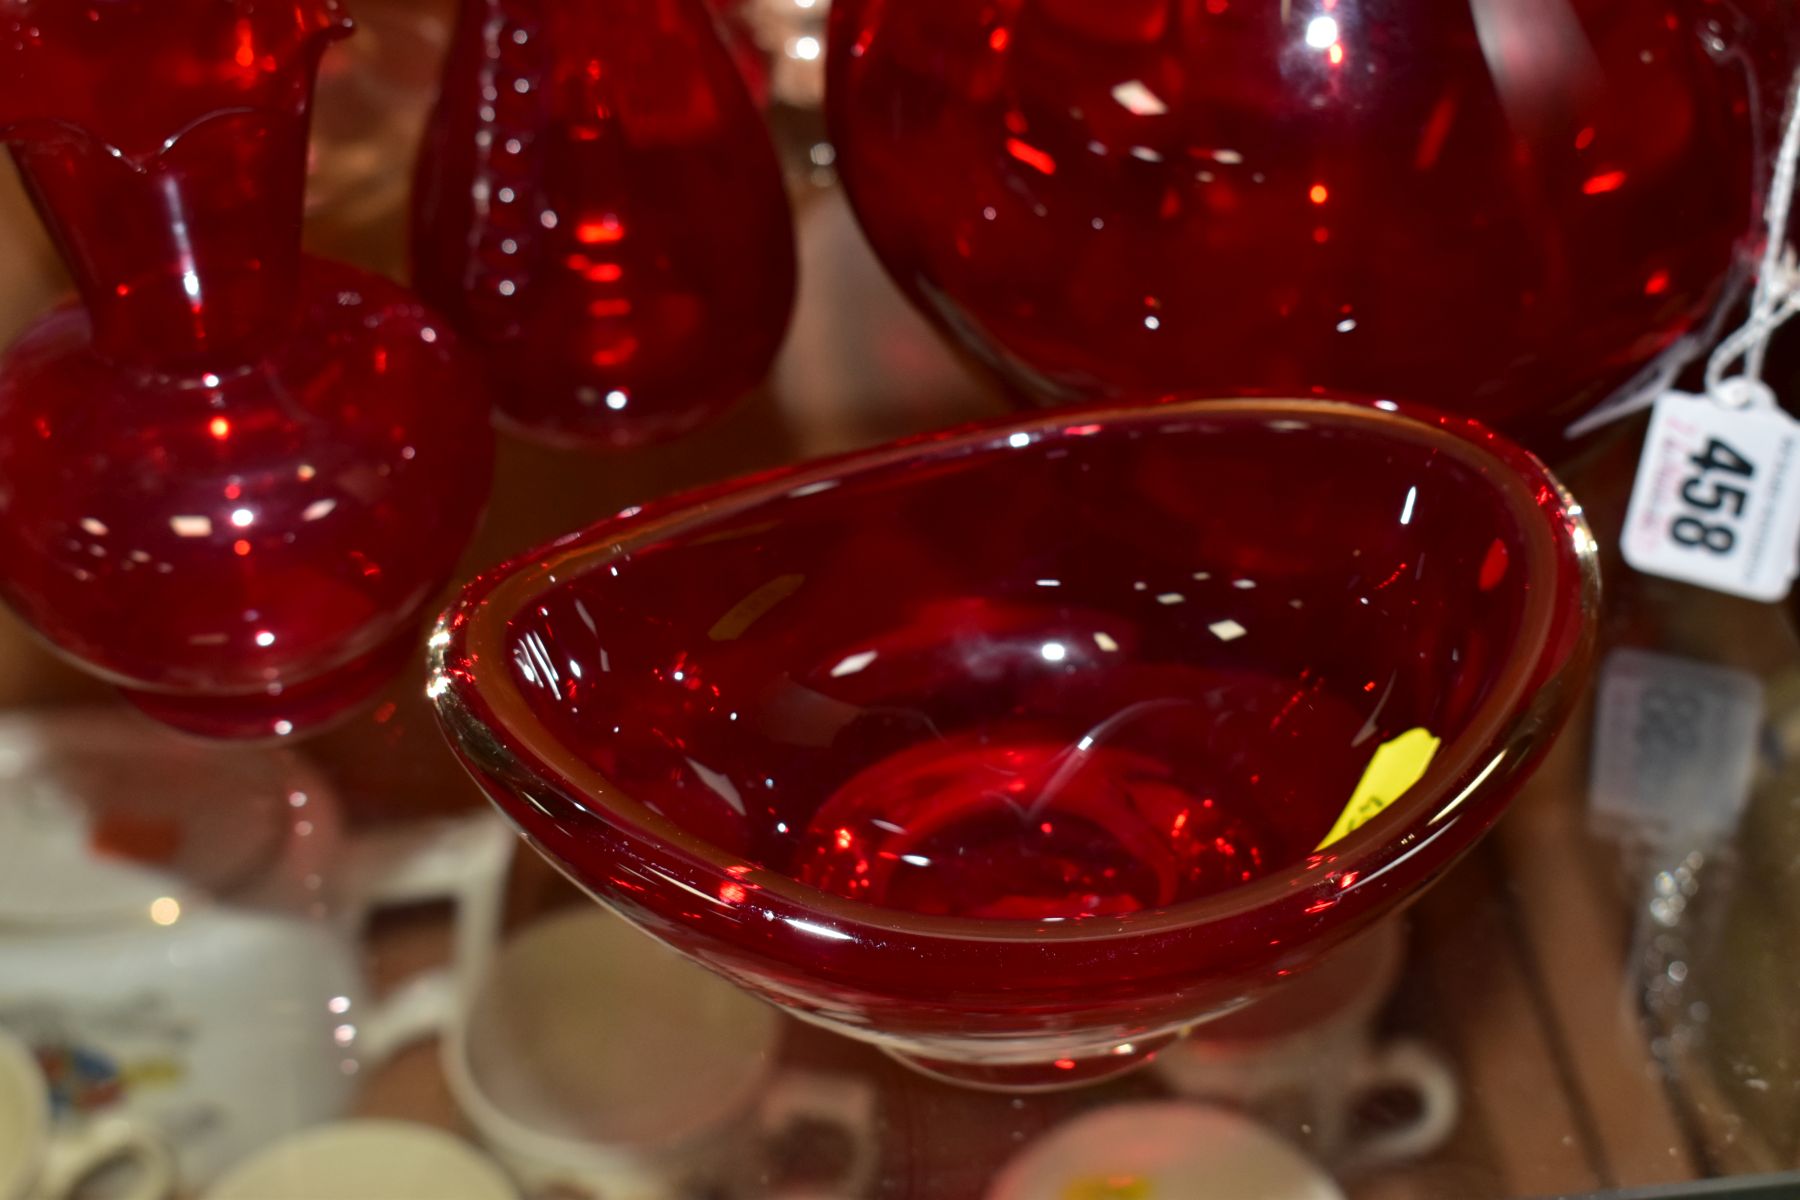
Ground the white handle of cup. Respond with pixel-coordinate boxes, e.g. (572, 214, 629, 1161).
(338, 813, 514, 1066)
(1342, 1039, 1459, 1169)
(355, 968, 461, 1066)
(38, 1114, 177, 1200)
(758, 1070, 881, 1194)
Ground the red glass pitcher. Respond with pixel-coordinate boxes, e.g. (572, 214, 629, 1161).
(0, 0, 494, 738)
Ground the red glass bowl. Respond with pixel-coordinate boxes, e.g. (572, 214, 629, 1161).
(430, 397, 1598, 1088)
(826, 0, 1783, 449)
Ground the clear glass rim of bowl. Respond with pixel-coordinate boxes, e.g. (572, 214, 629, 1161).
(431, 395, 1601, 946)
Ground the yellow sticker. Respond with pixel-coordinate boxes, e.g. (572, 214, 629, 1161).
(1061, 1176, 1152, 1200)
(1316, 727, 1441, 850)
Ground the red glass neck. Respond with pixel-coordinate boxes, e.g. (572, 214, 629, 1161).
(10, 115, 306, 371)
(0, 0, 348, 372)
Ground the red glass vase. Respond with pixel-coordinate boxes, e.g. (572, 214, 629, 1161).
(431, 395, 1598, 1089)
(411, 0, 798, 449)
(827, 0, 1785, 450)
(0, 0, 495, 739)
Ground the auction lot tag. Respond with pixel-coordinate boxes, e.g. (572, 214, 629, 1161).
(1621, 384, 1800, 602)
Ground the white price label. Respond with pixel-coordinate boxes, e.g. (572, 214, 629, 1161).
(1589, 648, 1762, 843)
(1620, 387, 1800, 601)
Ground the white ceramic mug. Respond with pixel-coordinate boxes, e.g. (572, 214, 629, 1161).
(0, 1029, 173, 1200)
(1155, 1026, 1458, 1169)
(205, 1120, 516, 1200)
(1154, 923, 1458, 1168)
(0, 709, 513, 1189)
(442, 907, 880, 1200)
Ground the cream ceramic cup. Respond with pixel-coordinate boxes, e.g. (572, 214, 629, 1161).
(442, 907, 879, 1200)
(0, 1029, 173, 1200)
(204, 1120, 516, 1200)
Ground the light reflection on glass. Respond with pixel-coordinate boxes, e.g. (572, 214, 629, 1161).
(1304, 15, 1339, 49)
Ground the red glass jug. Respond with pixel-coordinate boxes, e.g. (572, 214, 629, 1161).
(0, 0, 495, 738)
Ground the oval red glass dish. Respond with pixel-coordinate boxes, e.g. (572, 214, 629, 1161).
(430, 396, 1598, 1089)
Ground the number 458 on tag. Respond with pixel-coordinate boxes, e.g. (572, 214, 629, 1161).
(1621, 389, 1800, 602)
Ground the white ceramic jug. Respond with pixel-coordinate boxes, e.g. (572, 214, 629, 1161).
(0, 709, 511, 1190)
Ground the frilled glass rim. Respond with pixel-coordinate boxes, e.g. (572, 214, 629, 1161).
(0, 0, 352, 160)
(433, 396, 1600, 945)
